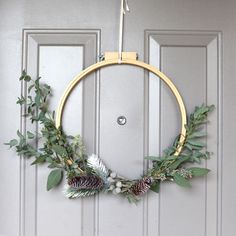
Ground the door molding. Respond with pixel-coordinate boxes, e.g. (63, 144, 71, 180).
(20, 28, 101, 236)
(144, 30, 222, 236)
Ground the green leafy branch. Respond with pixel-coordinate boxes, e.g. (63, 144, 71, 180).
(6, 70, 86, 190)
(145, 104, 214, 192)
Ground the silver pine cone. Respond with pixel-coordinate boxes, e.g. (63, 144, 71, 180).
(68, 175, 104, 190)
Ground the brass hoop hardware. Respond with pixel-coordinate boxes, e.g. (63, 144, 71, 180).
(56, 52, 187, 155)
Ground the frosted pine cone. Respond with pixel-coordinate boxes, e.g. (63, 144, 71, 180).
(130, 177, 153, 196)
(68, 175, 104, 190)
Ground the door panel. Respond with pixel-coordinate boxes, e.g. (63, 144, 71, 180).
(145, 31, 220, 236)
(20, 29, 100, 236)
(1, 1, 234, 236)
(38, 45, 83, 236)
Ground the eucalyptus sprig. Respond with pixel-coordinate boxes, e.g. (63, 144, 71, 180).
(6, 70, 214, 203)
(6, 71, 86, 190)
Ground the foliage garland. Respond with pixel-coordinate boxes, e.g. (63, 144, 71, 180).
(6, 71, 214, 203)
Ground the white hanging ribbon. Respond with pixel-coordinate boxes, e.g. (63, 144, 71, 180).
(118, 0, 130, 63)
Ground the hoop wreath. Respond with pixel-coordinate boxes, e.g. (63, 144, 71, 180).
(56, 52, 187, 156)
(7, 52, 214, 203)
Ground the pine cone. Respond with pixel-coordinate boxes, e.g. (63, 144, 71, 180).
(131, 177, 152, 196)
(68, 175, 104, 190)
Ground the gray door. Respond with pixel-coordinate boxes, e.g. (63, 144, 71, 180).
(0, 1, 235, 236)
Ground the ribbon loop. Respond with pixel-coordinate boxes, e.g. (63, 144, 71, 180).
(124, 0, 130, 13)
(118, 0, 130, 63)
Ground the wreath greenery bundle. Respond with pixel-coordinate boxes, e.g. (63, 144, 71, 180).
(6, 71, 214, 203)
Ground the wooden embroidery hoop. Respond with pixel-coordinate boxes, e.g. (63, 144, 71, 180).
(55, 52, 187, 155)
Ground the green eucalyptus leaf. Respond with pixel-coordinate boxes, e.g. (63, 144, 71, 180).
(185, 143, 193, 151)
(188, 132, 206, 139)
(49, 136, 58, 142)
(31, 155, 46, 165)
(192, 151, 203, 158)
(173, 134, 181, 148)
(192, 105, 214, 121)
(203, 151, 211, 159)
(188, 167, 210, 176)
(19, 70, 31, 82)
(46, 156, 54, 164)
(28, 84, 35, 93)
(27, 131, 35, 139)
(208, 105, 215, 112)
(173, 173, 191, 187)
(16, 96, 26, 105)
(35, 93, 41, 107)
(189, 151, 206, 163)
(165, 155, 177, 161)
(5, 139, 18, 148)
(17, 130, 24, 139)
(48, 163, 62, 169)
(168, 156, 189, 170)
(192, 145, 204, 150)
(163, 147, 176, 156)
(145, 156, 161, 161)
(71, 163, 78, 169)
(192, 156, 201, 164)
(74, 169, 83, 175)
(52, 145, 67, 157)
(47, 169, 63, 191)
(35, 77, 40, 88)
(37, 111, 46, 121)
(193, 105, 209, 119)
(17, 130, 26, 146)
(24, 75, 31, 82)
(187, 139, 205, 147)
(19, 70, 26, 80)
(150, 181, 160, 193)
